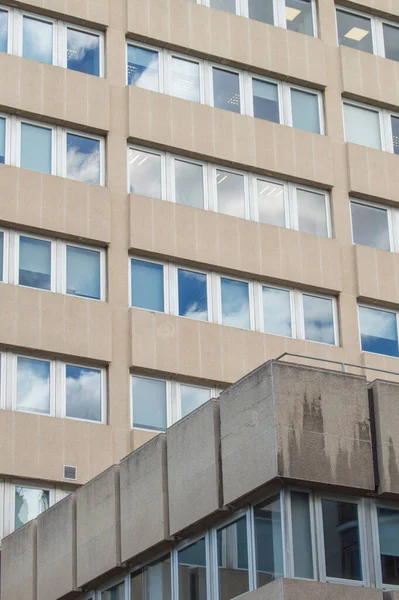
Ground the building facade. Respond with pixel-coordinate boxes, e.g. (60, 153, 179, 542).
(0, 0, 399, 565)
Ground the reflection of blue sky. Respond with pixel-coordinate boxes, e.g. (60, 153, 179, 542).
(21, 123, 52, 174)
(131, 259, 164, 312)
(17, 357, 50, 414)
(178, 269, 208, 321)
(0, 10, 7, 53)
(0, 116, 5, 163)
(263, 287, 292, 337)
(67, 134, 100, 184)
(359, 306, 399, 357)
(66, 365, 102, 421)
(67, 246, 101, 299)
(221, 278, 250, 329)
(19, 236, 51, 290)
(303, 295, 334, 344)
(297, 189, 327, 237)
(23, 16, 53, 64)
(67, 28, 99, 76)
(129, 149, 161, 198)
(15, 487, 49, 530)
(132, 376, 167, 431)
(127, 46, 159, 91)
(181, 385, 210, 417)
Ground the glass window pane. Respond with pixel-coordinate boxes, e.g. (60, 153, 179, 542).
(248, 0, 274, 24)
(377, 506, 399, 586)
(337, 10, 373, 53)
(350, 201, 390, 251)
(101, 581, 125, 600)
(391, 116, 399, 155)
(23, 16, 53, 64)
(0, 116, 5, 163)
(286, 0, 314, 36)
(291, 491, 313, 579)
(15, 487, 49, 530)
(383, 24, 399, 62)
(127, 45, 159, 91)
(21, 123, 52, 174)
(132, 376, 167, 431)
(67, 246, 101, 299)
(171, 57, 200, 102)
(254, 495, 283, 587)
(0, 10, 7, 53)
(19, 236, 51, 290)
(178, 269, 208, 321)
(221, 278, 250, 329)
(181, 385, 211, 418)
(0, 231, 3, 281)
(210, 0, 236, 13)
(212, 68, 241, 113)
(322, 499, 362, 581)
(253, 79, 279, 123)
(257, 180, 285, 227)
(131, 259, 164, 312)
(263, 287, 292, 337)
(66, 365, 102, 422)
(67, 28, 100, 76)
(131, 556, 171, 600)
(129, 148, 162, 198)
(217, 517, 249, 599)
(67, 134, 100, 185)
(303, 294, 335, 345)
(175, 160, 204, 208)
(17, 357, 50, 415)
(343, 103, 381, 150)
(291, 89, 320, 134)
(297, 189, 328, 237)
(216, 170, 245, 218)
(178, 538, 207, 600)
(359, 305, 399, 357)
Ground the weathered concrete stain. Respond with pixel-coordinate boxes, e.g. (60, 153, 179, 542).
(388, 436, 399, 491)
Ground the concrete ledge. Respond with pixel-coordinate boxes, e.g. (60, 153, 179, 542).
(0, 520, 37, 600)
(239, 578, 385, 599)
(120, 434, 169, 563)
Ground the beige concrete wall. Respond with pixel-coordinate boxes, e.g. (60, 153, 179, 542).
(1, 520, 36, 600)
(239, 578, 385, 600)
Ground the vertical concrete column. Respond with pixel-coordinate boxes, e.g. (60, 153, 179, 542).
(0, 520, 37, 600)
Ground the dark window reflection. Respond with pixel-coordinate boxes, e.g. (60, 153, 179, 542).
(350, 201, 390, 251)
(67, 28, 100, 76)
(254, 495, 284, 586)
(336, 9, 373, 53)
(178, 268, 208, 321)
(359, 305, 399, 357)
(248, 0, 274, 24)
(253, 79, 279, 123)
(217, 517, 249, 600)
(19, 236, 51, 290)
(322, 499, 362, 581)
(383, 24, 399, 62)
(391, 116, 399, 155)
(130, 555, 171, 599)
(286, 0, 314, 36)
(178, 538, 207, 600)
(212, 68, 241, 113)
(210, 0, 236, 13)
(378, 507, 399, 585)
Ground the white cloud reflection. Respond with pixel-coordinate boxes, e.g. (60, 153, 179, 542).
(17, 358, 50, 414)
(66, 368, 102, 421)
(67, 145, 100, 184)
(67, 29, 98, 61)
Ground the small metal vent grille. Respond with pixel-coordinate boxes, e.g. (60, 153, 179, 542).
(63, 465, 77, 480)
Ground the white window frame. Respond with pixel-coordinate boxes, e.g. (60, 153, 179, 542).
(0, 226, 9, 284)
(0, 351, 6, 410)
(166, 51, 205, 105)
(60, 241, 106, 301)
(127, 144, 166, 200)
(0, 4, 13, 54)
(349, 197, 395, 253)
(170, 154, 209, 210)
(284, 488, 318, 581)
(62, 128, 105, 186)
(0, 111, 11, 165)
(253, 175, 289, 226)
(299, 291, 339, 346)
(16, 116, 56, 175)
(62, 362, 107, 424)
(343, 99, 399, 155)
(370, 500, 399, 590)
(259, 283, 296, 339)
(212, 165, 251, 220)
(5, 480, 54, 538)
(208, 62, 245, 114)
(129, 255, 168, 314)
(215, 273, 255, 331)
(172, 265, 212, 322)
(126, 40, 163, 91)
(61, 23, 105, 77)
(15, 9, 57, 63)
(315, 493, 369, 587)
(13, 230, 56, 292)
(248, 74, 283, 123)
(287, 84, 325, 135)
(10, 352, 55, 417)
(335, 6, 377, 54)
(357, 303, 399, 359)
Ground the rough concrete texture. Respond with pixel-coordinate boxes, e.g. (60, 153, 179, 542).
(220, 361, 374, 505)
(167, 400, 223, 535)
(120, 434, 169, 562)
(238, 579, 384, 599)
(370, 380, 399, 496)
(76, 465, 120, 588)
(0, 520, 36, 600)
(37, 495, 76, 600)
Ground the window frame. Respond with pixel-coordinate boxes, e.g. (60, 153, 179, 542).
(17, 117, 56, 175)
(167, 51, 205, 104)
(259, 283, 296, 339)
(173, 265, 212, 323)
(0, 111, 11, 165)
(0, 226, 9, 284)
(357, 302, 399, 359)
(14, 230, 56, 292)
(63, 128, 105, 186)
(62, 23, 105, 77)
(284, 487, 318, 581)
(62, 241, 106, 301)
(11, 352, 55, 417)
(208, 62, 245, 114)
(126, 40, 163, 91)
(16, 9, 57, 64)
(349, 197, 394, 253)
(299, 291, 339, 347)
(6, 480, 54, 536)
(127, 144, 166, 200)
(216, 273, 255, 331)
(291, 184, 331, 237)
(62, 362, 107, 424)
(173, 531, 212, 600)
(370, 499, 399, 590)
(287, 84, 325, 135)
(170, 154, 209, 210)
(129, 255, 168, 314)
(342, 99, 399, 154)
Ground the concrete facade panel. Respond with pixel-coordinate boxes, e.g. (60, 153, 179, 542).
(1, 521, 36, 600)
(239, 578, 385, 600)
(371, 380, 399, 496)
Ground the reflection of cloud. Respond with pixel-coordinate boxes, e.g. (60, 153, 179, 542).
(66, 369, 101, 421)
(23, 17, 52, 62)
(183, 301, 208, 321)
(304, 297, 334, 343)
(67, 29, 98, 61)
(17, 360, 50, 413)
(263, 289, 291, 336)
(67, 146, 100, 184)
(359, 307, 396, 340)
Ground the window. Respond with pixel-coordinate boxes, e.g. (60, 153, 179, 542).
(217, 516, 250, 598)
(1, 229, 105, 299)
(290, 491, 314, 579)
(254, 495, 284, 586)
(1, 114, 105, 182)
(102, 581, 125, 600)
(221, 277, 251, 329)
(303, 294, 335, 345)
(130, 556, 172, 599)
(2, 351, 106, 422)
(126, 45, 324, 132)
(358, 305, 399, 358)
(178, 268, 208, 321)
(178, 538, 207, 599)
(263, 286, 292, 337)
(128, 146, 331, 237)
(350, 200, 391, 252)
(0, 7, 104, 75)
(336, 7, 399, 62)
(375, 506, 399, 586)
(131, 375, 217, 431)
(343, 100, 399, 154)
(192, 0, 317, 36)
(14, 486, 50, 530)
(130, 259, 165, 312)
